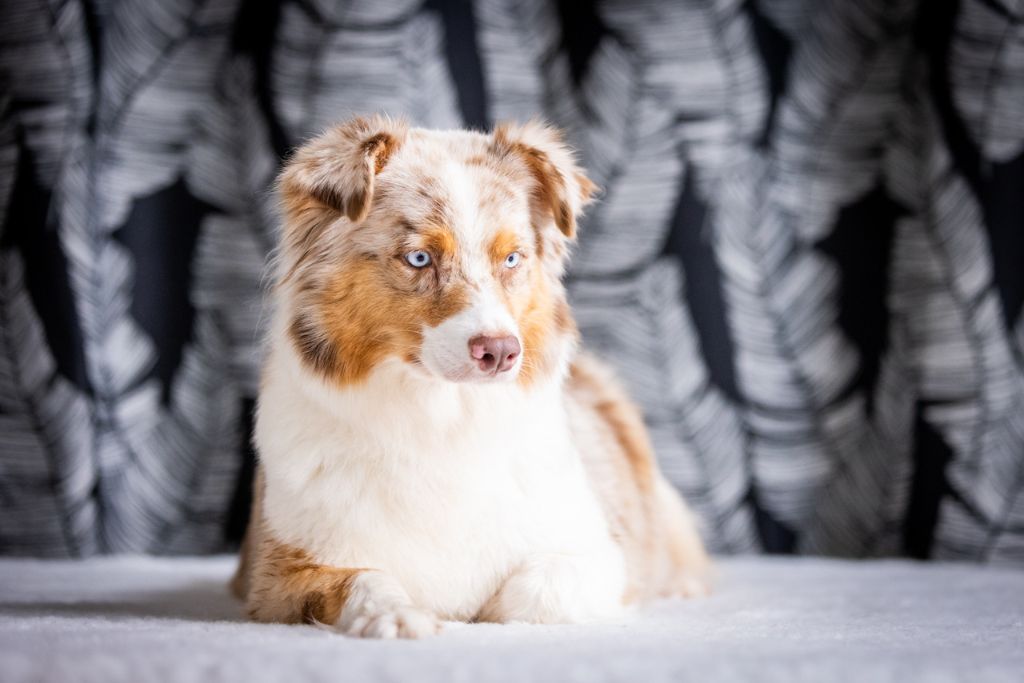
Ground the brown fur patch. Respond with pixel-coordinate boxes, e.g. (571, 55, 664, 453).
(568, 357, 655, 489)
(488, 230, 520, 264)
(422, 225, 458, 262)
(289, 313, 339, 377)
(308, 183, 348, 217)
(365, 133, 397, 174)
(513, 271, 574, 387)
(234, 467, 369, 625)
(574, 172, 598, 203)
(295, 253, 470, 385)
(488, 229, 524, 288)
(247, 535, 366, 625)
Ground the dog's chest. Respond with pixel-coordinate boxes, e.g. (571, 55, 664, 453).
(263, 392, 607, 620)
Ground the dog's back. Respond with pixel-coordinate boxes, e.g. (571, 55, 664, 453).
(566, 353, 710, 601)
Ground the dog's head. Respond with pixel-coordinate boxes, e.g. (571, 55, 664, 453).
(276, 115, 597, 387)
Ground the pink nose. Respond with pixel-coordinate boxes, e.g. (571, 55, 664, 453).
(468, 335, 521, 374)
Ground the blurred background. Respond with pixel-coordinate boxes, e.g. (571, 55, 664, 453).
(1, 0, 1022, 564)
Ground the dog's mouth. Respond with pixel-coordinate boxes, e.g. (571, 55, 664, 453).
(442, 365, 520, 384)
(409, 355, 521, 384)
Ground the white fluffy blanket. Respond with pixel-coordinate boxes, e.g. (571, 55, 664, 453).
(1, 556, 1021, 682)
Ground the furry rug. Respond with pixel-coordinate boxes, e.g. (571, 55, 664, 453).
(1, 555, 1021, 682)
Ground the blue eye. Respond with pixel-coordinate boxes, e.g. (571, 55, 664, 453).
(504, 252, 521, 268)
(406, 250, 432, 268)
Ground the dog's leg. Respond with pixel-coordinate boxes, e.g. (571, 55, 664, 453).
(476, 551, 627, 624)
(247, 543, 441, 638)
(333, 570, 442, 638)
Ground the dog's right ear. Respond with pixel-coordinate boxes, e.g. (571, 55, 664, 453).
(491, 120, 596, 241)
(279, 115, 407, 225)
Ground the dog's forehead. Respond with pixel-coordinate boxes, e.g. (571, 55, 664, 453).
(378, 130, 531, 240)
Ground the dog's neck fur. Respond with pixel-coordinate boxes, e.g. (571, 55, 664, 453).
(266, 307, 576, 461)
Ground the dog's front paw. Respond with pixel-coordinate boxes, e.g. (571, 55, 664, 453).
(339, 603, 442, 639)
(478, 553, 626, 624)
(334, 570, 441, 639)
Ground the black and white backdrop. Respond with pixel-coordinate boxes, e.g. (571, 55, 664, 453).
(1, 0, 1022, 563)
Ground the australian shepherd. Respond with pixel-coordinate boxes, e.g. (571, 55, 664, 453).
(231, 116, 710, 638)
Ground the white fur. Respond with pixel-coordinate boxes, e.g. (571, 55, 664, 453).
(256, 312, 626, 627)
(417, 161, 524, 383)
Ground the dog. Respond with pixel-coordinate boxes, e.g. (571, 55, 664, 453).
(231, 116, 711, 638)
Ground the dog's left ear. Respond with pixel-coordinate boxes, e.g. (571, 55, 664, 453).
(280, 115, 408, 225)
(492, 121, 597, 239)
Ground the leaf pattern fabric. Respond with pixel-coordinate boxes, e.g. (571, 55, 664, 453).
(1, 0, 1022, 564)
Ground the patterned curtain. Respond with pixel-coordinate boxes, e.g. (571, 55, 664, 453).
(2, 0, 1022, 563)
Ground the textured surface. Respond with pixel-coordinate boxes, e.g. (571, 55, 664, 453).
(2, 0, 1024, 561)
(0, 555, 1022, 682)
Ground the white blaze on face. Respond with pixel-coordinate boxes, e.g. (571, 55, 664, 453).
(419, 163, 522, 382)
